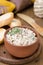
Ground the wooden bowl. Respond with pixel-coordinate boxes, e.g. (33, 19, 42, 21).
(4, 26, 39, 58)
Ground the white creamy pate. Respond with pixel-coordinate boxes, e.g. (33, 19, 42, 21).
(6, 27, 37, 46)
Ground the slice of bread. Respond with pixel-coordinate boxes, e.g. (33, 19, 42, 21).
(0, 12, 14, 27)
(0, 28, 6, 44)
(9, 18, 22, 28)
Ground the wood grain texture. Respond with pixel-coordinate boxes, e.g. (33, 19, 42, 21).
(0, 7, 43, 65)
(17, 13, 43, 36)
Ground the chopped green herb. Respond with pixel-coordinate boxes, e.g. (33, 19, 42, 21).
(7, 27, 21, 35)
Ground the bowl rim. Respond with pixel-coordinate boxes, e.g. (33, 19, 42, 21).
(4, 26, 39, 47)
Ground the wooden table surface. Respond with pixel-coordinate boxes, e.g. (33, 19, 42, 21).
(0, 7, 43, 65)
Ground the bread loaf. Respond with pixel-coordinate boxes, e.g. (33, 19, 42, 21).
(0, 28, 6, 44)
(9, 18, 22, 28)
(0, 12, 14, 27)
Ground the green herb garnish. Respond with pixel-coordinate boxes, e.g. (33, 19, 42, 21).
(8, 27, 21, 35)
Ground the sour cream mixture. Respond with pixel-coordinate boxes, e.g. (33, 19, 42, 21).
(6, 27, 37, 46)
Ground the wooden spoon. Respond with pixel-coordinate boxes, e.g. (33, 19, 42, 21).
(17, 13, 43, 36)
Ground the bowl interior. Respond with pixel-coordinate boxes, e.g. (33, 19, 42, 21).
(4, 26, 39, 47)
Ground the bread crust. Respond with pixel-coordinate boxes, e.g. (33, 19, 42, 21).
(0, 12, 14, 27)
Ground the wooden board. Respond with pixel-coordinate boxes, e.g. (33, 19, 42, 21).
(0, 7, 43, 65)
(0, 43, 41, 65)
(0, 22, 42, 65)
